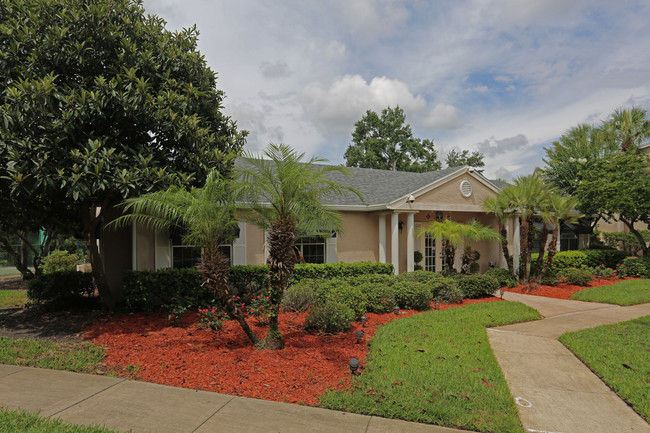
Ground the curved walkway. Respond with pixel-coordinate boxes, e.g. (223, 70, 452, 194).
(488, 292, 650, 433)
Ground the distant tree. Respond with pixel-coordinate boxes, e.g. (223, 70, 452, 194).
(602, 107, 650, 152)
(0, 0, 245, 307)
(445, 149, 485, 173)
(576, 151, 650, 256)
(344, 106, 441, 172)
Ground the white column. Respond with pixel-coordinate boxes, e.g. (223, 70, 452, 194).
(406, 213, 415, 272)
(391, 212, 399, 274)
(378, 213, 386, 263)
(512, 216, 521, 274)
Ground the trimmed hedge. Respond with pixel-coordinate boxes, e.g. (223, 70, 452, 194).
(398, 271, 456, 299)
(558, 268, 593, 286)
(27, 271, 95, 306)
(484, 267, 517, 288)
(291, 262, 394, 282)
(304, 301, 356, 334)
(452, 274, 500, 299)
(531, 248, 626, 274)
(122, 268, 208, 312)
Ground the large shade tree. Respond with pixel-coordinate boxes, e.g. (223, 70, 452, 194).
(112, 172, 259, 345)
(236, 144, 360, 350)
(344, 106, 441, 172)
(0, 0, 245, 306)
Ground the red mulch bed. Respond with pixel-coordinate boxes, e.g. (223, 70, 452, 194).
(503, 277, 637, 300)
(85, 297, 502, 406)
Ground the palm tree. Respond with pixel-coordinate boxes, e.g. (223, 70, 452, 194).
(482, 195, 515, 273)
(111, 172, 260, 346)
(417, 219, 502, 272)
(540, 194, 582, 277)
(603, 107, 650, 152)
(236, 143, 360, 350)
(501, 173, 549, 282)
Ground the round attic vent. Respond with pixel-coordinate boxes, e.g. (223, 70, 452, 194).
(460, 180, 472, 198)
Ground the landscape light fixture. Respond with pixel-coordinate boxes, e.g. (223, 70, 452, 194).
(355, 330, 364, 343)
(434, 301, 440, 310)
(500, 288, 505, 299)
(360, 316, 368, 327)
(349, 358, 360, 375)
(393, 305, 400, 315)
(459, 293, 465, 304)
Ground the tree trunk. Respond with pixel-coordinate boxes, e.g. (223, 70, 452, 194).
(532, 224, 548, 278)
(82, 204, 114, 309)
(520, 218, 529, 282)
(620, 217, 649, 256)
(260, 218, 297, 350)
(541, 227, 559, 277)
(499, 225, 513, 274)
(0, 235, 34, 279)
(197, 246, 259, 346)
(443, 240, 455, 271)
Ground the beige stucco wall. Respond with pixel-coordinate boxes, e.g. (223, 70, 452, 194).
(338, 211, 379, 263)
(136, 226, 155, 271)
(245, 223, 266, 265)
(102, 207, 132, 299)
(415, 174, 495, 208)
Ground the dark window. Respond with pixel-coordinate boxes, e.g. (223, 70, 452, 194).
(560, 233, 578, 251)
(171, 228, 232, 268)
(295, 236, 325, 264)
(424, 233, 436, 272)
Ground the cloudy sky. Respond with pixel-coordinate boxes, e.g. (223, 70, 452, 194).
(142, 0, 650, 180)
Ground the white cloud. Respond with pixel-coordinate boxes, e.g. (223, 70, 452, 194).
(470, 85, 489, 93)
(259, 61, 291, 79)
(301, 75, 427, 132)
(421, 104, 462, 130)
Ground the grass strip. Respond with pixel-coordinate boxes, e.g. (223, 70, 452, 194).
(570, 279, 650, 305)
(320, 301, 541, 433)
(559, 315, 650, 423)
(0, 290, 28, 308)
(0, 337, 104, 373)
(0, 409, 126, 432)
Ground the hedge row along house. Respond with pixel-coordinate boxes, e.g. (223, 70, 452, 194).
(101, 160, 591, 298)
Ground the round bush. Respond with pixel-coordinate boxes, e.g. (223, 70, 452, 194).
(282, 282, 320, 312)
(484, 267, 517, 288)
(453, 274, 499, 298)
(325, 284, 367, 317)
(559, 268, 593, 286)
(392, 281, 432, 310)
(357, 283, 395, 313)
(620, 257, 650, 278)
(41, 250, 81, 274)
(304, 301, 355, 334)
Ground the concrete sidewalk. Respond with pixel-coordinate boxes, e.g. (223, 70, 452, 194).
(0, 364, 458, 433)
(489, 292, 650, 433)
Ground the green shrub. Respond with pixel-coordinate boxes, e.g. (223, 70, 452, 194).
(540, 270, 558, 286)
(41, 250, 80, 274)
(559, 268, 593, 286)
(228, 265, 269, 299)
(27, 271, 95, 306)
(325, 283, 367, 317)
(291, 262, 394, 283)
(304, 301, 356, 333)
(392, 281, 432, 310)
(282, 282, 321, 312)
(619, 257, 650, 278)
(453, 274, 499, 298)
(582, 248, 627, 269)
(358, 283, 395, 313)
(484, 267, 517, 288)
(398, 271, 455, 299)
(469, 262, 480, 274)
(413, 250, 423, 264)
(122, 268, 209, 312)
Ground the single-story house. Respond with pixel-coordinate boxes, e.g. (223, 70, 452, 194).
(100, 160, 579, 297)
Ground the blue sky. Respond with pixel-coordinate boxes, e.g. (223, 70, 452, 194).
(142, 0, 650, 180)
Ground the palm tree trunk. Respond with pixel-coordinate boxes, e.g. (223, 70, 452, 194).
(532, 224, 548, 278)
(499, 225, 513, 273)
(260, 218, 297, 350)
(198, 246, 259, 346)
(520, 217, 529, 282)
(541, 227, 559, 277)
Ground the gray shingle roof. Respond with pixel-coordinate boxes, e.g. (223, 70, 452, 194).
(235, 158, 469, 207)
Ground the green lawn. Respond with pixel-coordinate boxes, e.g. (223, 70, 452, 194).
(0, 290, 28, 308)
(570, 279, 650, 305)
(559, 315, 650, 423)
(0, 409, 125, 433)
(320, 301, 541, 433)
(0, 337, 104, 373)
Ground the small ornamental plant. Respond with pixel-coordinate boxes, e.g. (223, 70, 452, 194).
(247, 295, 271, 323)
(197, 307, 228, 331)
(162, 296, 192, 326)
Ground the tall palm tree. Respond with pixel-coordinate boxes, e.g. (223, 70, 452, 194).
(236, 143, 360, 350)
(501, 173, 549, 282)
(482, 195, 515, 273)
(111, 172, 260, 346)
(418, 219, 502, 272)
(540, 194, 582, 276)
(603, 107, 650, 152)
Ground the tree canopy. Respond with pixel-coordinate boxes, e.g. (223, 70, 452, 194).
(0, 0, 246, 306)
(344, 106, 441, 172)
(445, 149, 485, 173)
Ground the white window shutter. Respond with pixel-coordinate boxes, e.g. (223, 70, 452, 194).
(232, 222, 246, 265)
(326, 235, 337, 264)
(154, 229, 171, 269)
